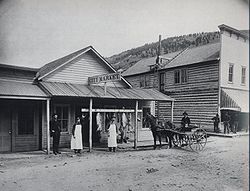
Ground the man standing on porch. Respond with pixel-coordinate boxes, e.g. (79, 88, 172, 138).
(50, 114, 61, 155)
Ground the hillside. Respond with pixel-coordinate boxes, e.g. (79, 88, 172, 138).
(107, 31, 220, 72)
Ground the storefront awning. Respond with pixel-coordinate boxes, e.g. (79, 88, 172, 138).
(221, 88, 249, 112)
(0, 80, 48, 99)
(39, 81, 174, 101)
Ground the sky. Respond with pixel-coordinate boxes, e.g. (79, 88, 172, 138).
(0, 0, 249, 68)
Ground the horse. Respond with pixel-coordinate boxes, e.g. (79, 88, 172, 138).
(144, 113, 162, 149)
(145, 114, 174, 149)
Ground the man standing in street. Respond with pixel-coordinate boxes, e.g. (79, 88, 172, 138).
(223, 112, 231, 134)
(50, 114, 61, 155)
(212, 113, 220, 133)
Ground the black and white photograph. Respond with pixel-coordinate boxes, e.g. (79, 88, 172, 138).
(0, 0, 249, 190)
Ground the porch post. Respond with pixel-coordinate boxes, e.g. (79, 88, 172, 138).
(46, 99, 50, 154)
(89, 98, 93, 152)
(171, 101, 174, 123)
(134, 100, 138, 149)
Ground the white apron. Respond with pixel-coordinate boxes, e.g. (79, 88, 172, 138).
(108, 124, 117, 147)
(71, 124, 83, 150)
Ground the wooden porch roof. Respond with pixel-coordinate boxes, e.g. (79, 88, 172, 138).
(39, 81, 174, 101)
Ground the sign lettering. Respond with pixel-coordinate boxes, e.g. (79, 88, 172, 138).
(88, 72, 121, 85)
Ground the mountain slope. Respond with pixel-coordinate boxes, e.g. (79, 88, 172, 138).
(107, 31, 220, 72)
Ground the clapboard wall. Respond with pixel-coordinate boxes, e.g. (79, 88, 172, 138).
(159, 61, 219, 130)
(43, 50, 126, 88)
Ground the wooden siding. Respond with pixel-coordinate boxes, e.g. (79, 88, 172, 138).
(44, 51, 126, 87)
(159, 61, 219, 130)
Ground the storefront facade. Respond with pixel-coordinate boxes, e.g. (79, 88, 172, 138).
(0, 46, 174, 153)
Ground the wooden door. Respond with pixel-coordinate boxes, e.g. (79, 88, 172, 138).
(0, 108, 12, 152)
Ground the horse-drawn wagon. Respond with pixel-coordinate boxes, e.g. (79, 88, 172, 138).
(145, 114, 208, 152)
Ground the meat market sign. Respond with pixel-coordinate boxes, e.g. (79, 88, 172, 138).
(88, 72, 121, 85)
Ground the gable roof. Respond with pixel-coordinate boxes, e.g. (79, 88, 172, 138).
(123, 51, 181, 76)
(36, 46, 132, 88)
(123, 42, 220, 77)
(163, 42, 220, 69)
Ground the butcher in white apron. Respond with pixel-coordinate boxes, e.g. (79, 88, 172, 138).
(71, 117, 83, 154)
(107, 116, 118, 152)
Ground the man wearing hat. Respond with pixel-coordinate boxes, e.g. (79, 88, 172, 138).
(181, 111, 191, 131)
(50, 113, 61, 155)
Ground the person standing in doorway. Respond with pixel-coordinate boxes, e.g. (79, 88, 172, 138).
(107, 116, 118, 152)
(71, 116, 83, 154)
(50, 114, 61, 155)
(212, 113, 220, 133)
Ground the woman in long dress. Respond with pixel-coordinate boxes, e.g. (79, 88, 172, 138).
(71, 117, 83, 154)
(108, 116, 118, 152)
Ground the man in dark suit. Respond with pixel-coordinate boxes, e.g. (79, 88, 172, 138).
(181, 111, 191, 132)
(50, 114, 61, 155)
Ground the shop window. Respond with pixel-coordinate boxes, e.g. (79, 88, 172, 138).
(142, 107, 151, 128)
(18, 106, 34, 135)
(228, 64, 234, 83)
(159, 72, 165, 92)
(241, 67, 246, 85)
(55, 105, 69, 132)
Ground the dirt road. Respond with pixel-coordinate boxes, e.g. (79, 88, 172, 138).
(0, 136, 249, 191)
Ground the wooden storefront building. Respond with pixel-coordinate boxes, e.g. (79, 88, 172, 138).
(0, 46, 174, 153)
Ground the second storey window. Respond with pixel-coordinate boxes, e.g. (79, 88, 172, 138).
(55, 105, 69, 132)
(181, 69, 187, 83)
(241, 67, 246, 85)
(140, 74, 150, 87)
(174, 69, 188, 84)
(228, 64, 234, 83)
(145, 75, 150, 87)
(159, 72, 165, 92)
(140, 75, 145, 87)
(174, 70, 180, 84)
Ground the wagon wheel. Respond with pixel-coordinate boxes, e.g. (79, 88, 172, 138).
(172, 133, 182, 147)
(189, 128, 207, 151)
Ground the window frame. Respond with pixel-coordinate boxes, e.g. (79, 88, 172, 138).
(241, 66, 246, 85)
(174, 68, 188, 84)
(174, 70, 180, 84)
(139, 75, 145, 88)
(181, 69, 188, 83)
(159, 72, 165, 92)
(228, 63, 234, 83)
(145, 74, 150, 87)
(54, 104, 70, 133)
